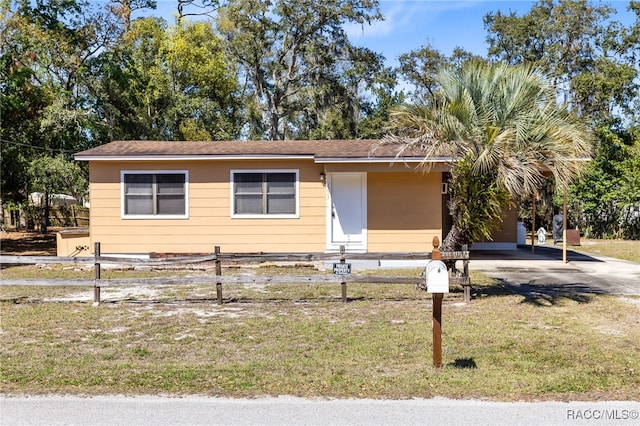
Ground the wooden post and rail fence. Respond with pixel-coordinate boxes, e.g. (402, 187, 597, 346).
(1, 239, 471, 306)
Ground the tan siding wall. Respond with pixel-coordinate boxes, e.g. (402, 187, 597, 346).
(88, 160, 445, 254)
(367, 172, 442, 252)
(89, 160, 327, 254)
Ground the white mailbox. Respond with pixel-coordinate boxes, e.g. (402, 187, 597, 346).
(426, 260, 449, 293)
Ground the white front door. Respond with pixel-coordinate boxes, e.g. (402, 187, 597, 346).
(327, 173, 367, 251)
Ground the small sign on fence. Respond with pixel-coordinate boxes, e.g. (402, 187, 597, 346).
(333, 263, 351, 276)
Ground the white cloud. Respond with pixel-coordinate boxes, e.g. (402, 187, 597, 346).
(345, 0, 481, 41)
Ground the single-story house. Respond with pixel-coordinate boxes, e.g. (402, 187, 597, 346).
(69, 139, 518, 257)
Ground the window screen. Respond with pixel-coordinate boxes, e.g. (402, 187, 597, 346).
(124, 173, 186, 216)
(233, 172, 296, 215)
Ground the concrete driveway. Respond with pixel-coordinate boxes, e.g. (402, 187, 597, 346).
(469, 245, 640, 297)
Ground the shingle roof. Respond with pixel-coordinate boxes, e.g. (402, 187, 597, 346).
(74, 139, 435, 161)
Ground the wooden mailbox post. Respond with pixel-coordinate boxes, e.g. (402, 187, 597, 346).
(428, 236, 448, 368)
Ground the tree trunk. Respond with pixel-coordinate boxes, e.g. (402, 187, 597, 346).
(41, 191, 49, 234)
(440, 223, 462, 252)
(269, 111, 280, 140)
(441, 188, 464, 252)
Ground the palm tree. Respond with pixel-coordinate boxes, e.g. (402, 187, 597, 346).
(384, 63, 593, 251)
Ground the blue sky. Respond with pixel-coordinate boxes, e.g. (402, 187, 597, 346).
(148, 0, 636, 67)
(346, 1, 532, 60)
(346, 0, 636, 66)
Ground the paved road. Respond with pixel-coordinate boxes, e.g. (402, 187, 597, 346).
(470, 246, 640, 297)
(2, 395, 639, 426)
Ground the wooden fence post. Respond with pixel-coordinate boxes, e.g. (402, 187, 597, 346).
(462, 244, 470, 302)
(214, 246, 222, 304)
(340, 245, 347, 303)
(93, 242, 101, 304)
(71, 204, 77, 227)
(431, 236, 443, 368)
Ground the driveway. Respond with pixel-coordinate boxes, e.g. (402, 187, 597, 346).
(470, 245, 640, 297)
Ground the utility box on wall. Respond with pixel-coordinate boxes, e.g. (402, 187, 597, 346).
(426, 260, 449, 293)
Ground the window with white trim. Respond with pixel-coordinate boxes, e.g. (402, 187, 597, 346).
(122, 171, 188, 218)
(231, 170, 298, 217)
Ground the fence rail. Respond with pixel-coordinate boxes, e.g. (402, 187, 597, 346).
(0, 242, 471, 303)
(0, 250, 468, 265)
(0, 275, 471, 287)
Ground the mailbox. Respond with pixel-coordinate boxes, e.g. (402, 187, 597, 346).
(426, 260, 449, 293)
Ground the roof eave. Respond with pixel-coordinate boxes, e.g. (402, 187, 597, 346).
(74, 154, 316, 161)
(315, 157, 453, 164)
(75, 154, 454, 163)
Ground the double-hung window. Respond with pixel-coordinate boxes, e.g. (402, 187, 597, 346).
(122, 171, 188, 218)
(231, 170, 298, 218)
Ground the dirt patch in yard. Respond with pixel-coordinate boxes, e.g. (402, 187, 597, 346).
(0, 230, 58, 256)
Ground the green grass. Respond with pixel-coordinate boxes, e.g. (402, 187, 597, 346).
(1, 274, 639, 401)
(572, 239, 640, 263)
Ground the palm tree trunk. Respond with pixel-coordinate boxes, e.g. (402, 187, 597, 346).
(441, 224, 462, 252)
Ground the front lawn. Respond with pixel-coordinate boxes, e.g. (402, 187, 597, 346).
(1, 272, 638, 401)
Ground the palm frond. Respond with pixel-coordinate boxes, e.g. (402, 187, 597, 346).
(384, 62, 594, 247)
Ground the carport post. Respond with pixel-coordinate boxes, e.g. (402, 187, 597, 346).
(340, 245, 347, 303)
(431, 237, 443, 368)
(563, 191, 568, 263)
(531, 193, 536, 254)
